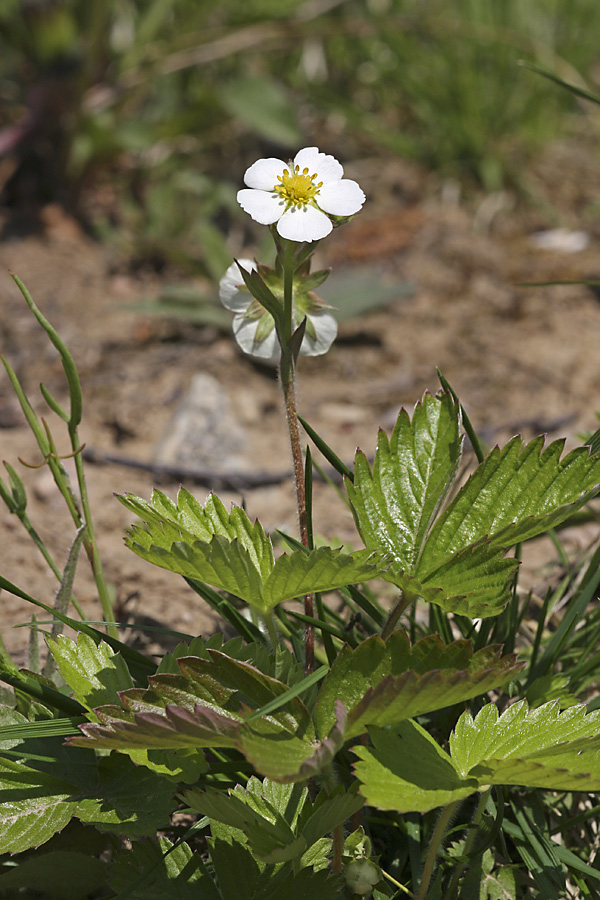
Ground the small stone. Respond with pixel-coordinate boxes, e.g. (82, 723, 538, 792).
(155, 373, 251, 472)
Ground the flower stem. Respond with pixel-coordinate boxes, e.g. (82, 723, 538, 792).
(417, 800, 462, 900)
(281, 369, 314, 673)
(279, 239, 314, 674)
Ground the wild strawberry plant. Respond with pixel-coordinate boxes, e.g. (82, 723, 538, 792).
(1, 148, 600, 899)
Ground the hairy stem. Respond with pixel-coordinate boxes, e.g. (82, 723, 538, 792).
(381, 590, 415, 641)
(417, 800, 462, 900)
(281, 370, 314, 673)
(444, 789, 491, 899)
(279, 240, 314, 674)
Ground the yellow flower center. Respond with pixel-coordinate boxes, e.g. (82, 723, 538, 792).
(274, 165, 323, 207)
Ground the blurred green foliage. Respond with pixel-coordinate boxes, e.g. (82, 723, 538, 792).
(0, 0, 598, 273)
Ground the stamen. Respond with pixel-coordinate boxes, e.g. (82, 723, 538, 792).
(273, 163, 322, 208)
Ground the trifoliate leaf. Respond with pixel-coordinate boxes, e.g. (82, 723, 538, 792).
(355, 699, 600, 814)
(348, 397, 600, 619)
(69, 653, 342, 783)
(121, 489, 384, 614)
(347, 390, 462, 571)
(315, 631, 524, 739)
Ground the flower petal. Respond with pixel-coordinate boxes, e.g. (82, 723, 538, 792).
(244, 157, 287, 190)
(294, 147, 343, 183)
(219, 259, 255, 312)
(300, 312, 338, 356)
(317, 179, 366, 216)
(277, 205, 332, 242)
(233, 315, 279, 359)
(237, 189, 284, 225)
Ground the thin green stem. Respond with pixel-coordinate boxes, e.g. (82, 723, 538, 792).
(444, 789, 490, 900)
(17, 513, 86, 619)
(381, 868, 415, 897)
(70, 430, 117, 638)
(381, 591, 415, 641)
(417, 800, 462, 900)
(322, 762, 344, 873)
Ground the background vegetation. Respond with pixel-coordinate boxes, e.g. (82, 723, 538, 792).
(1, 0, 598, 274)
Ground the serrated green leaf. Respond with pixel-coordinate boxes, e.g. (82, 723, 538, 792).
(71, 700, 242, 751)
(109, 836, 219, 900)
(0, 756, 75, 853)
(418, 436, 600, 576)
(353, 720, 477, 813)
(315, 631, 524, 739)
(355, 699, 600, 814)
(209, 833, 264, 900)
(381, 542, 519, 618)
(209, 827, 342, 900)
(186, 780, 304, 863)
(121, 489, 275, 578)
(237, 701, 347, 784)
(451, 700, 600, 789)
(263, 547, 384, 607)
(74, 754, 175, 836)
(299, 785, 363, 849)
(347, 391, 462, 570)
(411, 542, 519, 618)
(122, 490, 384, 614)
(46, 633, 134, 710)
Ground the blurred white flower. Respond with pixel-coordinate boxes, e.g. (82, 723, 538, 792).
(219, 259, 338, 358)
(237, 147, 365, 243)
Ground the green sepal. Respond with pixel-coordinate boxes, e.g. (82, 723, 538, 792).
(235, 260, 285, 333)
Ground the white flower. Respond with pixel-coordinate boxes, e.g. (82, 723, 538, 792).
(237, 147, 365, 243)
(219, 259, 338, 358)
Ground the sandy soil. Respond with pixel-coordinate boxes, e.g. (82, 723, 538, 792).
(1, 144, 600, 666)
